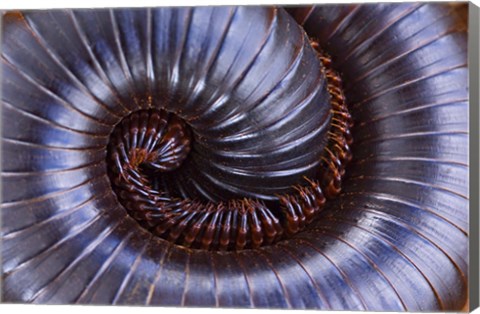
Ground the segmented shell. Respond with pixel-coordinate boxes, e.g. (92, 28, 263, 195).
(1, 3, 468, 310)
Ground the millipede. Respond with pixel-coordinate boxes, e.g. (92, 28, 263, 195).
(1, 3, 469, 310)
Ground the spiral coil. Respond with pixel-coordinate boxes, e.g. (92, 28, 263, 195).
(1, 4, 468, 310)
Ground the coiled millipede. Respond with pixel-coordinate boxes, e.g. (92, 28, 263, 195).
(1, 3, 469, 311)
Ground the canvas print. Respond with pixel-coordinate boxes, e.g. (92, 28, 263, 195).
(0, 2, 470, 311)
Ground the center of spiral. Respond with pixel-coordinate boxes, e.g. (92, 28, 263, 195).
(107, 110, 192, 224)
(109, 109, 191, 175)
